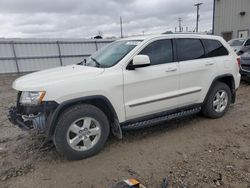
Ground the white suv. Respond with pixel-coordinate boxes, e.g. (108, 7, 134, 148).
(8, 34, 241, 160)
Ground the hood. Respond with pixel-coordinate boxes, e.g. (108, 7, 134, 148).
(13, 65, 105, 91)
(231, 46, 241, 53)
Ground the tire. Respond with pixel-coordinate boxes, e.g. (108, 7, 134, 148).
(202, 82, 232, 119)
(54, 104, 110, 160)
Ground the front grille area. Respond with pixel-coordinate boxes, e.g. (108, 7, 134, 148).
(241, 65, 250, 72)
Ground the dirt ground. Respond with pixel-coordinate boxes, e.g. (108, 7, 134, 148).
(0, 74, 250, 188)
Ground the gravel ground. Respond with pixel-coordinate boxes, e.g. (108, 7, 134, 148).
(0, 74, 250, 188)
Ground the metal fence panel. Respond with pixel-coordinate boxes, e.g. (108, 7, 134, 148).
(96, 41, 111, 50)
(18, 58, 61, 72)
(0, 43, 13, 58)
(15, 43, 59, 57)
(59, 42, 95, 56)
(0, 60, 18, 73)
(0, 39, 114, 74)
(62, 56, 85, 66)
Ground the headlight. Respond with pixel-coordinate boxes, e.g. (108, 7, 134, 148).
(19, 91, 46, 106)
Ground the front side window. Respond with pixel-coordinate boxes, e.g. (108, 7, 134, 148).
(176, 38, 205, 61)
(85, 40, 141, 68)
(202, 39, 228, 57)
(139, 39, 173, 65)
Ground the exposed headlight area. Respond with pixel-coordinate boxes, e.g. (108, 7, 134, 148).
(20, 91, 46, 106)
(8, 90, 58, 131)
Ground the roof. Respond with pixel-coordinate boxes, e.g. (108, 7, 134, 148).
(118, 33, 222, 41)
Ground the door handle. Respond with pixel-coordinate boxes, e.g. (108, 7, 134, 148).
(205, 62, 215, 66)
(165, 67, 177, 72)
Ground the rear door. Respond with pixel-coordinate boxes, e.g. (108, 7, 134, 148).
(176, 38, 217, 106)
(203, 39, 230, 80)
(123, 39, 180, 120)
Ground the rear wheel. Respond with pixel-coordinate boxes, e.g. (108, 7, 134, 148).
(54, 104, 110, 160)
(202, 82, 231, 119)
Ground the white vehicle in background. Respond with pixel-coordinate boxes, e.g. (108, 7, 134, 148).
(8, 34, 241, 160)
(228, 38, 250, 55)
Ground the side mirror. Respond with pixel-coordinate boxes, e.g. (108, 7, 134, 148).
(132, 55, 150, 67)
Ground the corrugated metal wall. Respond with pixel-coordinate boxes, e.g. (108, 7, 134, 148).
(214, 0, 250, 39)
(0, 39, 114, 74)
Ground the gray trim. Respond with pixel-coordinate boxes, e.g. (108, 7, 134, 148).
(129, 89, 202, 107)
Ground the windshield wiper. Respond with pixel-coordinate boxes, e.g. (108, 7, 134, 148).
(77, 58, 86, 66)
(91, 57, 101, 67)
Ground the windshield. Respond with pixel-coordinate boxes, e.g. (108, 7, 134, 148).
(228, 39, 245, 46)
(83, 40, 141, 68)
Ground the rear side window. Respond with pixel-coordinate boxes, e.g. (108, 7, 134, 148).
(202, 39, 228, 57)
(176, 38, 205, 61)
(139, 39, 173, 65)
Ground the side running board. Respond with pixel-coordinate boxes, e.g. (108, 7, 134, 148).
(121, 107, 201, 130)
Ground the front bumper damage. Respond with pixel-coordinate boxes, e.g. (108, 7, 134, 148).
(8, 92, 58, 133)
(8, 106, 48, 131)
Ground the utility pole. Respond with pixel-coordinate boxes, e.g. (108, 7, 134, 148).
(120, 16, 123, 38)
(178, 18, 182, 32)
(194, 3, 203, 32)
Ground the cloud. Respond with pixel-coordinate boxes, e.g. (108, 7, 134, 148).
(0, 0, 213, 38)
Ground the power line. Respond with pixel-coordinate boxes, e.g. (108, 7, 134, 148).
(194, 3, 203, 32)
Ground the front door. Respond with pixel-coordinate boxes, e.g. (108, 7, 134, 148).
(123, 39, 179, 120)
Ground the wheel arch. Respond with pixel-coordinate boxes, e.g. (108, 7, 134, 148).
(46, 95, 120, 138)
(204, 74, 236, 104)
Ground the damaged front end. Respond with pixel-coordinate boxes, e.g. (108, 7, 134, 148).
(8, 91, 58, 133)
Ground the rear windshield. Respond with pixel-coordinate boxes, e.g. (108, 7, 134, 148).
(228, 39, 245, 46)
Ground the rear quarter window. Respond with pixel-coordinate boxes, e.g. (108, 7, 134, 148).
(202, 39, 229, 57)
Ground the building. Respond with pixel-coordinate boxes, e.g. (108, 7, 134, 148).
(213, 0, 250, 41)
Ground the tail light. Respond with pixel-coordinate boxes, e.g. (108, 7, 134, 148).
(237, 57, 240, 68)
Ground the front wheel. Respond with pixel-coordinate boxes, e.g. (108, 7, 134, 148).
(202, 82, 232, 119)
(54, 104, 110, 160)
